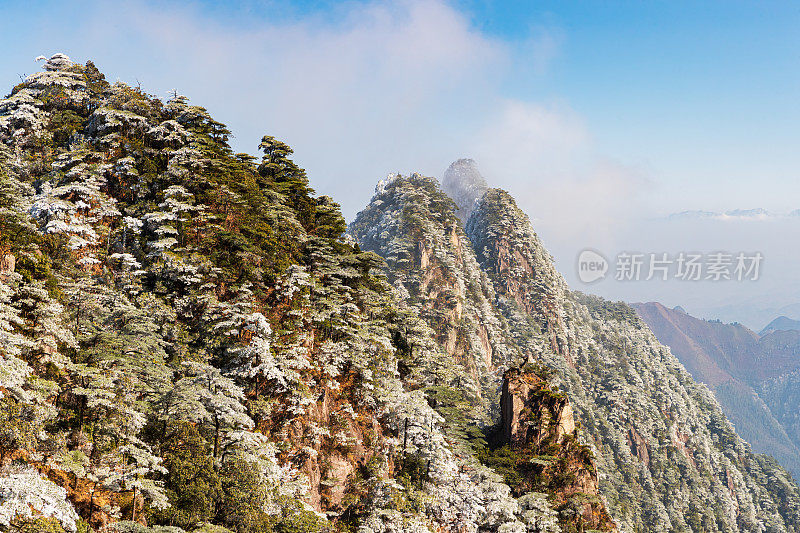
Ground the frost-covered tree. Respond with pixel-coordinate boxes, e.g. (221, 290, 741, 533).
(14, 280, 75, 369)
(164, 362, 253, 458)
(142, 185, 203, 257)
(0, 273, 34, 398)
(105, 440, 169, 521)
(226, 313, 279, 394)
(0, 274, 29, 359)
(0, 467, 79, 532)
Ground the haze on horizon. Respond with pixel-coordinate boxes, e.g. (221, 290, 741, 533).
(3, 0, 798, 328)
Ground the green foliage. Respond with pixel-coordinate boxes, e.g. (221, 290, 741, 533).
(476, 445, 527, 489)
(82, 60, 110, 100)
(49, 109, 84, 146)
(424, 385, 487, 451)
(396, 452, 429, 491)
(9, 516, 68, 532)
(0, 397, 40, 464)
(192, 524, 233, 533)
(217, 458, 271, 532)
(149, 422, 221, 530)
(521, 360, 554, 381)
(111, 522, 186, 533)
(572, 292, 642, 326)
(216, 458, 323, 533)
(257, 136, 315, 231)
(265, 498, 325, 533)
(312, 196, 346, 239)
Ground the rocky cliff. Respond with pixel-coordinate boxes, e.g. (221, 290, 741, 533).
(351, 173, 610, 531)
(469, 187, 800, 532)
(350, 173, 521, 431)
(493, 366, 616, 531)
(353, 168, 800, 532)
(0, 54, 602, 533)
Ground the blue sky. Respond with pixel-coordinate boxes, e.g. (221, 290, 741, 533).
(4, 0, 797, 214)
(2, 0, 800, 325)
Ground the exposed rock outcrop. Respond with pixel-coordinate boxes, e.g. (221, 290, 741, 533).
(441, 158, 488, 224)
(501, 368, 575, 447)
(0, 253, 14, 282)
(494, 367, 617, 531)
(467, 189, 570, 359)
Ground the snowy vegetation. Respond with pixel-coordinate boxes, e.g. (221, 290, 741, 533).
(0, 53, 798, 533)
(353, 175, 800, 532)
(0, 54, 560, 533)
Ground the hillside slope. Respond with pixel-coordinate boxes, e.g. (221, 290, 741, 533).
(634, 302, 800, 477)
(352, 173, 800, 532)
(350, 174, 616, 531)
(0, 54, 576, 533)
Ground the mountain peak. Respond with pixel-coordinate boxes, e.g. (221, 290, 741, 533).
(38, 52, 73, 71)
(760, 315, 800, 335)
(441, 158, 488, 223)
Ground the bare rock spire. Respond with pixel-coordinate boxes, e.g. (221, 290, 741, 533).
(441, 158, 489, 224)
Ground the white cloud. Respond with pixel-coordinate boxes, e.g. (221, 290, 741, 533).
(2, 2, 657, 255)
(6, 0, 800, 325)
(665, 208, 799, 221)
(473, 99, 588, 166)
(19, 0, 646, 250)
(16, 0, 601, 226)
(519, 26, 564, 76)
(49, 0, 512, 218)
(467, 99, 651, 245)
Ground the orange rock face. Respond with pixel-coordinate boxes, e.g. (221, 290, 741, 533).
(497, 367, 617, 532)
(0, 252, 15, 282)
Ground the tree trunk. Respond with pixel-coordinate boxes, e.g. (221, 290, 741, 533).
(214, 416, 220, 459)
(403, 418, 409, 456)
(131, 486, 137, 522)
(78, 396, 86, 429)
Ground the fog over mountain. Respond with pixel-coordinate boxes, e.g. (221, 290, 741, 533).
(440, 158, 488, 224)
(543, 216, 800, 330)
(430, 159, 800, 331)
(5, 0, 799, 331)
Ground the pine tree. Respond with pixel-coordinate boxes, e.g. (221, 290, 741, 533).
(0, 272, 33, 395)
(165, 362, 253, 458)
(226, 312, 286, 397)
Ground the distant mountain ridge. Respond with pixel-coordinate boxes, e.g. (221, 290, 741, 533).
(665, 208, 800, 220)
(633, 302, 800, 476)
(761, 316, 800, 335)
